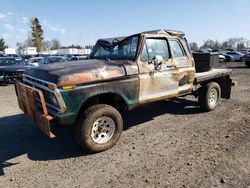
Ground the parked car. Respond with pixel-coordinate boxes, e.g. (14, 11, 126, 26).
(242, 52, 250, 68)
(39, 56, 68, 64)
(225, 51, 244, 62)
(28, 57, 43, 66)
(220, 53, 234, 62)
(0, 57, 30, 84)
(219, 54, 226, 63)
(69, 55, 88, 61)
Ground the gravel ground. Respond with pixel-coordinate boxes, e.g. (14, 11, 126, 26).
(0, 62, 249, 188)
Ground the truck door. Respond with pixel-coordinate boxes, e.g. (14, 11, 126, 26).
(168, 39, 195, 95)
(138, 37, 179, 104)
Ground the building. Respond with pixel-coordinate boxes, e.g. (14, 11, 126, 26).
(22, 47, 38, 55)
(4, 48, 17, 55)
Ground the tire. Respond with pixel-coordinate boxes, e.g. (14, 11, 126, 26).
(75, 104, 123, 153)
(198, 82, 221, 111)
(246, 61, 250, 68)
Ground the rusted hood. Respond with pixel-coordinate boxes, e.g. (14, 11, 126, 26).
(25, 59, 138, 86)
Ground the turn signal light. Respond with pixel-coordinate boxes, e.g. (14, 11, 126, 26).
(62, 85, 76, 90)
(48, 84, 56, 90)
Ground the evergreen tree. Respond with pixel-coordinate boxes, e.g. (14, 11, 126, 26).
(31, 17, 44, 52)
(0, 38, 8, 51)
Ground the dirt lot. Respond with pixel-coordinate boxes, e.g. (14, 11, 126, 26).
(0, 62, 249, 188)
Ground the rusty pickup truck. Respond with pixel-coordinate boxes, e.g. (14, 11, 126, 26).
(15, 29, 233, 152)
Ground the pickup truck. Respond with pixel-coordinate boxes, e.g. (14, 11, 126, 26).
(15, 29, 233, 153)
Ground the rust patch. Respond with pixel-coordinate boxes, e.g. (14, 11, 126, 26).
(58, 66, 125, 86)
(187, 70, 195, 83)
(139, 93, 178, 105)
(15, 81, 55, 138)
(171, 70, 195, 84)
(172, 71, 185, 81)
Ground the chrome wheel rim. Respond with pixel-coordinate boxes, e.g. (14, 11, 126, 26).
(91, 116, 115, 144)
(208, 88, 218, 106)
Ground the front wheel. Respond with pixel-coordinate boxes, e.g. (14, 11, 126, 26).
(75, 104, 123, 153)
(198, 82, 221, 111)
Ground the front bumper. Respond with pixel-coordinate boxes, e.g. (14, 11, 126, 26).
(15, 81, 56, 138)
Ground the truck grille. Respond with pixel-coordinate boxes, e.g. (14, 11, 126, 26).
(5, 71, 23, 83)
(23, 75, 62, 115)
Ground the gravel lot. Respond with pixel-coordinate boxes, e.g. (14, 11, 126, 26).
(0, 62, 249, 187)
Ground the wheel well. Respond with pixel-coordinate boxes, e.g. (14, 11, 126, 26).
(78, 93, 128, 116)
(197, 75, 232, 99)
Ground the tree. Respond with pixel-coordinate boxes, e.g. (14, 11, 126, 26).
(42, 40, 52, 51)
(84, 45, 94, 49)
(31, 17, 44, 52)
(221, 41, 230, 50)
(51, 39, 61, 50)
(189, 42, 199, 51)
(246, 40, 250, 49)
(227, 38, 237, 49)
(24, 36, 34, 47)
(61, 44, 83, 49)
(0, 38, 8, 51)
(16, 42, 25, 55)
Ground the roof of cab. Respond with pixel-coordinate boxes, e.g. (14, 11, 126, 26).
(96, 29, 185, 46)
(141, 29, 185, 37)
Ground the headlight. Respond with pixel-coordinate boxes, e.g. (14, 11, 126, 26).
(49, 93, 58, 106)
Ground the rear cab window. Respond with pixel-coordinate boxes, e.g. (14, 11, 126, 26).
(168, 40, 185, 58)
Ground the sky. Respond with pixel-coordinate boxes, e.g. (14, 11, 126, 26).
(0, 0, 250, 48)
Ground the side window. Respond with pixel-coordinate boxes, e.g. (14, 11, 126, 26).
(140, 38, 169, 62)
(169, 40, 185, 58)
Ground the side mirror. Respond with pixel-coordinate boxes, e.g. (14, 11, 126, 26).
(152, 55, 163, 70)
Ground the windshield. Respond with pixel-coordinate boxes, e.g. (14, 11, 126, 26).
(90, 36, 139, 60)
(0, 58, 27, 66)
(29, 58, 42, 64)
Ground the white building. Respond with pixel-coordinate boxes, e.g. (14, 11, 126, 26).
(4, 48, 17, 55)
(39, 50, 57, 55)
(22, 47, 38, 55)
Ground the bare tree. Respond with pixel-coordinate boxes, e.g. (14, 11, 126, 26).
(16, 42, 25, 55)
(42, 40, 52, 51)
(51, 39, 61, 50)
(24, 36, 34, 47)
(189, 42, 199, 51)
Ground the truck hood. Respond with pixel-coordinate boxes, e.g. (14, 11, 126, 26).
(25, 59, 138, 86)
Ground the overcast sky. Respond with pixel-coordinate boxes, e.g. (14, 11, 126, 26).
(0, 0, 250, 48)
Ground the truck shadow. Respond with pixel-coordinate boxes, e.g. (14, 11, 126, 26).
(124, 97, 202, 129)
(0, 97, 202, 176)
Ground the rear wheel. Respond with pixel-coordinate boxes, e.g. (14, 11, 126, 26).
(75, 104, 123, 153)
(246, 61, 250, 68)
(198, 82, 221, 111)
